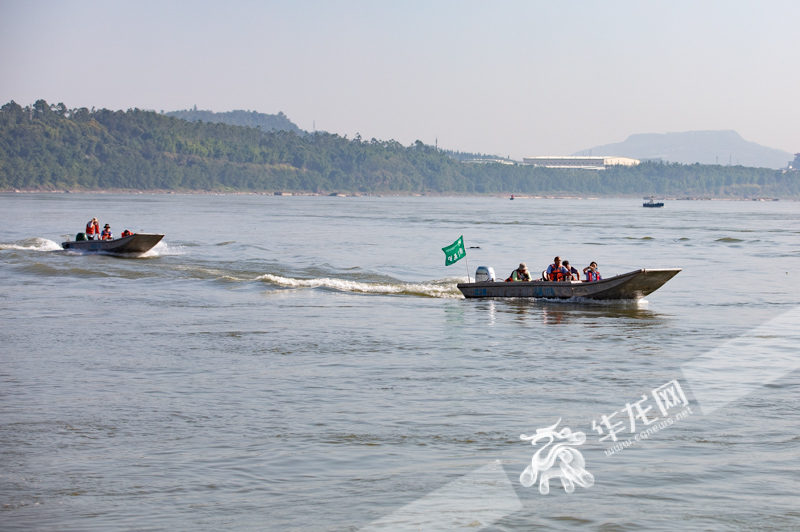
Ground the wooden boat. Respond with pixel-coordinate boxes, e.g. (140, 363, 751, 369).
(457, 268, 681, 300)
(61, 233, 164, 254)
(643, 196, 665, 208)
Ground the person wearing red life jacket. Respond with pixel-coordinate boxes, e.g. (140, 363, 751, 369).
(545, 256, 570, 281)
(121, 230, 132, 237)
(101, 224, 113, 240)
(583, 262, 602, 282)
(85, 217, 100, 240)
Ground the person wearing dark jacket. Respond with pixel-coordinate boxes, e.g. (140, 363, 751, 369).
(563, 260, 580, 281)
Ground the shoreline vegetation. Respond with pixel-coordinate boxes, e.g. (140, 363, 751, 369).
(2, 100, 799, 199)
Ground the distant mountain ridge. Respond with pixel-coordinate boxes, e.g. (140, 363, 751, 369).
(575, 130, 793, 169)
(166, 107, 302, 133)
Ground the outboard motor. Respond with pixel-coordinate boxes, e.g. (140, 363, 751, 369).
(475, 266, 495, 282)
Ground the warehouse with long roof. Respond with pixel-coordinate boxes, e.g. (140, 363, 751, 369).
(522, 156, 640, 169)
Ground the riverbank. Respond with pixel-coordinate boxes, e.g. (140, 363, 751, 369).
(2, 188, 796, 201)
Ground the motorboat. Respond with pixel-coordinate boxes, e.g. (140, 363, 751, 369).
(643, 196, 665, 208)
(61, 233, 164, 254)
(457, 268, 681, 300)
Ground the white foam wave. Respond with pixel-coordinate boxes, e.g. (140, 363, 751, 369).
(0, 237, 62, 252)
(257, 273, 464, 298)
(140, 241, 188, 257)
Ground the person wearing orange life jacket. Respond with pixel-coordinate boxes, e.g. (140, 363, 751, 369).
(583, 262, 602, 282)
(505, 263, 532, 282)
(100, 224, 113, 240)
(121, 230, 132, 237)
(85, 217, 100, 240)
(545, 256, 570, 282)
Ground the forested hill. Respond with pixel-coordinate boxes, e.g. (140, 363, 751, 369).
(1, 100, 798, 197)
(165, 107, 301, 134)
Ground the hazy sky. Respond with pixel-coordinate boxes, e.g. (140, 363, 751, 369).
(2, 0, 798, 159)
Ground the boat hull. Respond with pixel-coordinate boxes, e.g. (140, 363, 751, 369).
(457, 268, 681, 300)
(61, 233, 164, 254)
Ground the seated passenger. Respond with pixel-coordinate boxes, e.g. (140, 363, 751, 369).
(583, 262, 602, 282)
(563, 260, 580, 281)
(101, 224, 113, 240)
(545, 256, 570, 281)
(506, 263, 532, 282)
(121, 230, 132, 237)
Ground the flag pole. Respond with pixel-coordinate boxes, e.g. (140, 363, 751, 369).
(464, 239, 470, 283)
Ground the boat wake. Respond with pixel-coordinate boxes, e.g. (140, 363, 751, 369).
(256, 273, 464, 298)
(140, 241, 187, 257)
(0, 237, 61, 252)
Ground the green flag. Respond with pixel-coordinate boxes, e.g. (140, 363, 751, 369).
(442, 236, 466, 266)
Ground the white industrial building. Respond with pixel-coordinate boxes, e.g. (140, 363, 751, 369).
(522, 156, 640, 169)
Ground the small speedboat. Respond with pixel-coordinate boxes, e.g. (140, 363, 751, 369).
(457, 268, 681, 300)
(61, 233, 164, 254)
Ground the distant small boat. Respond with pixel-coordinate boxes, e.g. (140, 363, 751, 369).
(457, 268, 681, 300)
(643, 196, 664, 208)
(62, 233, 164, 254)
(510, 194, 515, 200)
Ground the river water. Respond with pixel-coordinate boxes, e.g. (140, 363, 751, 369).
(1, 193, 799, 531)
